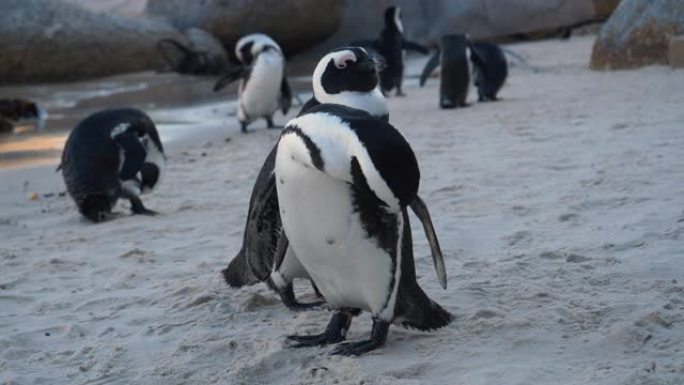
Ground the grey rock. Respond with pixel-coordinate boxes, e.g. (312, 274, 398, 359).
(591, 0, 684, 69)
(0, 0, 182, 83)
(146, 0, 344, 55)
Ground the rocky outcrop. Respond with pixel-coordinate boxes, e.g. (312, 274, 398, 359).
(146, 0, 345, 56)
(591, 0, 684, 69)
(0, 0, 182, 83)
(157, 28, 230, 75)
(327, 0, 615, 48)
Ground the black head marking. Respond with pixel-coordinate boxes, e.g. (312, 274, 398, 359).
(319, 47, 381, 94)
(239, 41, 255, 65)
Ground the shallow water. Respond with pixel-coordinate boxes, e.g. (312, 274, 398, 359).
(0, 71, 311, 169)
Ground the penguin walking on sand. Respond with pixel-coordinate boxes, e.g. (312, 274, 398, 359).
(223, 47, 446, 313)
(59, 108, 165, 222)
(274, 103, 452, 356)
(213, 33, 293, 133)
(421, 35, 509, 107)
(420, 34, 471, 109)
(352, 6, 428, 96)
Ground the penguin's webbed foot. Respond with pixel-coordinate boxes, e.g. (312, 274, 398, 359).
(265, 117, 283, 130)
(286, 310, 354, 348)
(329, 318, 389, 356)
(286, 300, 326, 312)
(276, 281, 326, 311)
(131, 205, 158, 216)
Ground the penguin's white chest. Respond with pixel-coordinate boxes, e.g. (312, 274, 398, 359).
(240, 53, 283, 120)
(275, 149, 398, 316)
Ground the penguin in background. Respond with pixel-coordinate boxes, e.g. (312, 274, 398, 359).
(351, 6, 429, 96)
(59, 108, 165, 222)
(223, 47, 446, 313)
(213, 33, 293, 133)
(420, 35, 509, 107)
(468, 41, 508, 102)
(420, 33, 471, 109)
(0, 99, 48, 133)
(274, 103, 452, 356)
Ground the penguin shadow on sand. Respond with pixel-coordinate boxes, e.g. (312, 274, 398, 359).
(212, 33, 297, 133)
(420, 33, 508, 109)
(350, 6, 429, 97)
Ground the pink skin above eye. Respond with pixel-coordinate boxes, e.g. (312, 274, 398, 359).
(334, 51, 357, 69)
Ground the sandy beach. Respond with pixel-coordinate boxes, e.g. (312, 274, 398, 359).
(1, 35, 683, 385)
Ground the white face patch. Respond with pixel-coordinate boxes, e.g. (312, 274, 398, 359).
(110, 123, 130, 139)
(121, 179, 141, 197)
(332, 50, 357, 69)
(235, 33, 282, 61)
(394, 7, 404, 33)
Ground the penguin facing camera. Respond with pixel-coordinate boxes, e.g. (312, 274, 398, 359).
(213, 33, 294, 133)
(59, 108, 165, 222)
(351, 6, 429, 96)
(223, 47, 446, 314)
(274, 103, 451, 356)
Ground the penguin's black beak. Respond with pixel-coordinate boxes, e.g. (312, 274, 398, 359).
(358, 54, 385, 73)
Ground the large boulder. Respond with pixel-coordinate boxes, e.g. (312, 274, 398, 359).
(327, 0, 615, 48)
(146, 0, 345, 56)
(0, 0, 182, 83)
(591, 0, 684, 69)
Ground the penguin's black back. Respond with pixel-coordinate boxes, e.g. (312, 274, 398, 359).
(470, 42, 508, 100)
(61, 108, 156, 219)
(440, 35, 470, 108)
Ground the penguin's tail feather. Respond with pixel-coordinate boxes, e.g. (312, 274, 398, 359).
(395, 284, 453, 331)
(222, 247, 260, 288)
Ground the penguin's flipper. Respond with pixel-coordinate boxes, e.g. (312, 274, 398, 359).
(419, 50, 440, 87)
(213, 66, 249, 92)
(402, 40, 429, 55)
(113, 131, 147, 181)
(297, 97, 320, 117)
(349, 39, 380, 51)
(279, 77, 293, 115)
(272, 231, 289, 273)
(409, 195, 447, 289)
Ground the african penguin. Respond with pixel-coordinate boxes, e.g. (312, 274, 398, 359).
(420, 33, 471, 109)
(468, 41, 508, 102)
(275, 103, 452, 356)
(213, 33, 293, 133)
(60, 108, 165, 222)
(351, 6, 428, 96)
(223, 47, 447, 313)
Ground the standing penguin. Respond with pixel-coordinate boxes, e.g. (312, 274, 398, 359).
(223, 47, 446, 313)
(60, 108, 164, 222)
(420, 34, 471, 109)
(213, 33, 293, 132)
(468, 41, 508, 102)
(275, 104, 452, 356)
(352, 6, 428, 96)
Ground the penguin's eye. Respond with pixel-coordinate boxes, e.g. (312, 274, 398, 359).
(335, 61, 348, 69)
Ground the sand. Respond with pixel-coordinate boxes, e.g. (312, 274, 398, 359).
(1, 35, 683, 385)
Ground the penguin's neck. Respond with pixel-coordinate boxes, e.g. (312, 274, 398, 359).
(315, 88, 388, 119)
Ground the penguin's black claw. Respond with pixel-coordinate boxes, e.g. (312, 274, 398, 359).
(329, 318, 389, 356)
(285, 332, 345, 348)
(329, 339, 383, 356)
(132, 207, 158, 216)
(286, 300, 326, 312)
(285, 311, 354, 348)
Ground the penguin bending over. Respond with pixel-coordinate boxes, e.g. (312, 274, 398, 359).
(60, 108, 165, 222)
(213, 34, 293, 133)
(223, 47, 446, 312)
(352, 6, 428, 96)
(468, 41, 508, 102)
(275, 103, 452, 356)
(420, 34, 471, 109)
